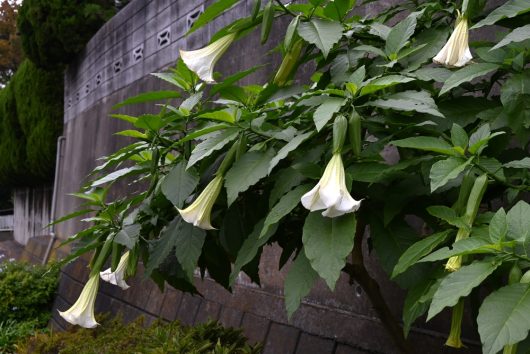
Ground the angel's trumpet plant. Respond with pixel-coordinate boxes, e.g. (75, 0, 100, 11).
(433, 11, 472, 68)
(178, 174, 223, 229)
(59, 273, 100, 328)
(301, 116, 362, 217)
(179, 33, 236, 83)
(100, 251, 130, 290)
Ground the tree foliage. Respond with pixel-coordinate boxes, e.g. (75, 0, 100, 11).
(0, 0, 23, 86)
(60, 0, 530, 352)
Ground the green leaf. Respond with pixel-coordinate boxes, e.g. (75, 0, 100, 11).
(409, 67, 452, 83)
(313, 97, 346, 131)
(440, 63, 499, 96)
(268, 132, 313, 174)
(115, 130, 148, 139)
(427, 206, 468, 229)
(145, 216, 182, 277)
(188, 0, 240, 34)
(428, 260, 500, 320)
(198, 110, 235, 124)
(472, 0, 530, 28)
(297, 19, 343, 58)
(225, 149, 275, 206)
(429, 157, 473, 192)
(229, 219, 278, 286)
(403, 279, 438, 336)
(323, 0, 355, 20)
(365, 90, 444, 117)
(489, 208, 507, 243)
(359, 75, 415, 96)
(391, 137, 456, 156)
(385, 13, 417, 56)
(302, 212, 356, 290)
(91, 166, 146, 187)
(420, 237, 498, 262)
(505, 157, 530, 169)
(260, 184, 311, 238)
(507, 200, 530, 241)
(451, 124, 469, 150)
(187, 127, 240, 168)
(114, 224, 141, 249)
(112, 91, 180, 110)
(161, 162, 199, 208)
(174, 222, 206, 282)
(284, 250, 319, 319)
(178, 124, 233, 145)
(477, 283, 530, 354)
(392, 230, 451, 278)
(134, 114, 165, 131)
(492, 24, 530, 50)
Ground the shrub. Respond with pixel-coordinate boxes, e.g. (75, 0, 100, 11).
(0, 261, 59, 326)
(17, 0, 115, 69)
(0, 320, 39, 354)
(18, 316, 261, 354)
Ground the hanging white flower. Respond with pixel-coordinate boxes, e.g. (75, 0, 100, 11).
(59, 273, 100, 328)
(433, 12, 472, 68)
(179, 33, 236, 83)
(178, 175, 223, 229)
(301, 153, 361, 217)
(99, 251, 130, 290)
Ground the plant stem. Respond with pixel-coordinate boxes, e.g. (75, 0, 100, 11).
(343, 219, 414, 354)
(274, 0, 297, 17)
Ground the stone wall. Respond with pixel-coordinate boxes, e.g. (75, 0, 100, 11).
(52, 0, 484, 353)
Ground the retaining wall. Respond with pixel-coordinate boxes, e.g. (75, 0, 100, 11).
(51, 1, 484, 353)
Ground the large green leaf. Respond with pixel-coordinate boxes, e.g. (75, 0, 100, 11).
(427, 206, 468, 229)
(313, 97, 346, 131)
(174, 222, 206, 282)
(297, 19, 343, 58)
(489, 208, 507, 243)
(419, 237, 498, 262)
(161, 162, 199, 208)
(145, 216, 182, 277)
(188, 0, 241, 34)
(365, 90, 444, 117)
(260, 184, 311, 238)
(428, 260, 500, 320)
(506, 200, 530, 241)
(225, 149, 275, 206)
(391, 137, 457, 156)
(492, 24, 530, 50)
(478, 283, 530, 354)
(302, 212, 356, 290)
(504, 157, 530, 169)
(440, 63, 499, 95)
(284, 250, 319, 319)
(114, 224, 141, 249)
(472, 0, 530, 28)
(429, 157, 473, 192)
(359, 75, 415, 96)
(112, 91, 180, 110)
(229, 219, 278, 286)
(187, 127, 240, 168)
(392, 230, 451, 278)
(410, 67, 452, 83)
(385, 13, 417, 56)
(91, 166, 146, 187)
(403, 279, 438, 336)
(268, 132, 313, 174)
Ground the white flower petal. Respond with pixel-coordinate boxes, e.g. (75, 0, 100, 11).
(99, 252, 130, 290)
(433, 15, 472, 68)
(59, 273, 100, 328)
(178, 175, 223, 230)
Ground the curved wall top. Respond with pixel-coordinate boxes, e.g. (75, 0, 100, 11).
(64, 0, 251, 123)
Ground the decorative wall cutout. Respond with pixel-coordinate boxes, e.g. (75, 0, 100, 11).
(85, 83, 90, 95)
(76, 92, 80, 102)
(157, 27, 171, 48)
(95, 73, 102, 86)
(68, 98, 72, 109)
(113, 59, 123, 73)
(133, 44, 144, 62)
(187, 6, 204, 30)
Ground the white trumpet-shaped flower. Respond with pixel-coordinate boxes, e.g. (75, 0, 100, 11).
(178, 175, 223, 229)
(100, 251, 130, 290)
(433, 13, 472, 68)
(301, 153, 361, 217)
(59, 273, 100, 328)
(179, 33, 236, 83)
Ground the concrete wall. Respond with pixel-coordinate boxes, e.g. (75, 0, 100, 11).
(13, 187, 52, 245)
(52, 0, 484, 353)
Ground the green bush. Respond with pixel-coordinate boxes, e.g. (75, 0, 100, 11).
(0, 59, 63, 188)
(17, 0, 115, 69)
(18, 317, 261, 354)
(0, 320, 40, 354)
(0, 261, 59, 326)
